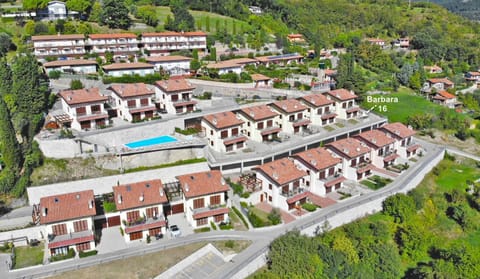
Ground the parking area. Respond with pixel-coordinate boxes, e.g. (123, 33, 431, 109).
(95, 226, 128, 254)
(166, 213, 194, 239)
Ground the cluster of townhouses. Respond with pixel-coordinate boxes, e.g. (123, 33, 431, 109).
(201, 88, 360, 153)
(36, 170, 230, 257)
(55, 78, 197, 130)
(249, 122, 420, 211)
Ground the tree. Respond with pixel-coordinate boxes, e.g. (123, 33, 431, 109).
(331, 233, 360, 264)
(267, 208, 281, 225)
(136, 5, 158, 27)
(382, 193, 416, 223)
(23, 0, 48, 12)
(205, 16, 210, 32)
(88, 1, 102, 23)
(0, 33, 12, 56)
(66, 0, 93, 15)
(0, 98, 22, 175)
(70, 80, 84, 90)
(190, 59, 201, 72)
(100, 0, 131, 29)
(165, 0, 195, 32)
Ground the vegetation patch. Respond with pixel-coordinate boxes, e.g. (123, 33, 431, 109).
(301, 203, 317, 212)
(79, 250, 98, 258)
(231, 206, 249, 229)
(194, 227, 211, 233)
(175, 127, 200, 135)
(50, 248, 75, 262)
(124, 158, 207, 173)
(13, 243, 44, 269)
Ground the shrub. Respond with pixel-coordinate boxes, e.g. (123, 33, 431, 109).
(194, 227, 211, 233)
(268, 208, 282, 225)
(241, 192, 250, 198)
(103, 201, 116, 212)
(120, 227, 124, 236)
(196, 91, 212, 100)
(219, 223, 233, 230)
(211, 221, 217, 230)
(48, 70, 61, 79)
(302, 203, 317, 212)
(146, 235, 151, 243)
(175, 127, 200, 135)
(248, 211, 265, 228)
(50, 248, 75, 262)
(79, 250, 98, 258)
(225, 240, 235, 249)
(232, 206, 249, 229)
(70, 79, 84, 90)
(240, 201, 248, 208)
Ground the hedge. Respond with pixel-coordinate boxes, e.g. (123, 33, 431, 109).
(50, 248, 75, 262)
(79, 250, 98, 258)
(232, 206, 249, 229)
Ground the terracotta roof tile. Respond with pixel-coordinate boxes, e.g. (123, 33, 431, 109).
(381, 122, 416, 139)
(43, 59, 97, 67)
(251, 73, 271, 81)
(102, 62, 154, 71)
(40, 190, 96, 224)
(325, 69, 337, 76)
(287, 34, 304, 39)
(32, 34, 84, 41)
(88, 33, 136, 39)
(240, 104, 278, 121)
(154, 78, 195, 92)
(325, 89, 358, 101)
(225, 58, 258, 65)
(436, 90, 455, 99)
(145, 55, 192, 62)
(206, 61, 242, 69)
(113, 179, 167, 211)
(176, 170, 229, 199)
(193, 207, 229, 219)
(300, 93, 334, 107)
(109, 83, 154, 98)
(271, 99, 307, 113)
(356, 130, 395, 149)
(428, 78, 454, 85)
(48, 235, 94, 249)
(59, 88, 107, 105)
(467, 71, 480, 76)
(255, 54, 304, 63)
(293, 147, 341, 171)
(254, 158, 307, 186)
(203, 111, 244, 129)
(327, 138, 371, 159)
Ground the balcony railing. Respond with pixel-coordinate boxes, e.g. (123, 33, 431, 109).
(48, 230, 93, 244)
(124, 215, 165, 228)
(280, 186, 307, 198)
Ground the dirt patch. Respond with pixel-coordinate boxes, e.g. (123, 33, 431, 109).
(418, 130, 480, 156)
(30, 157, 118, 186)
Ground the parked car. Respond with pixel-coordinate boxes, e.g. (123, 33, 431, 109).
(170, 225, 181, 238)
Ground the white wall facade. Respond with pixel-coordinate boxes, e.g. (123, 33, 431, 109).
(61, 99, 109, 131)
(183, 192, 228, 228)
(104, 68, 154, 77)
(118, 205, 166, 243)
(238, 114, 280, 142)
(45, 64, 97, 74)
(202, 121, 245, 153)
(45, 217, 95, 256)
(304, 103, 336, 126)
(111, 94, 155, 122)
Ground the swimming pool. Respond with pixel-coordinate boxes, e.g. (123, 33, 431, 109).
(124, 135, 178, 149)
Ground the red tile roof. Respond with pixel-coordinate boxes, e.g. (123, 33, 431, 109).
(467, 71, 480, 76)
(381, 122, 416, 139)
(325, 89, 358, 101)
(251, 73, 271, 81)
(255, 54, 303, 63)
(356, 130, 395, 149)
(142, 31, 206, 37)
(48, 235, 94, 249)
(176, 170, 229, 199)
(325, 69, 337, 76)
(300, 94, 334, 107)
(240, 104, 278, 121)
(428, 78, 454, 86)
(102, 62, 154, 71)
(88, 33, 136, 39)
(436, 90, 455, 99)
(43, 59, 97, 67)
(113, 179, 167, 211)
(193, 207, 229, 219)
(109, 83, 154, 98)
(183, 31, 207, 37)
(154, 78, 195, 92)
(327, 138, 371, 159)
(32, 34, 84, 41)
(145, 55, 192, 62)
(206, 61, 243, 69)
(40, 190, 96, 224)
(271, 99, 307, 113)
(203, 111, 244, 129)
(293, 147, 341, 171)
(225, 58, 258, 65)
(254, 158, 307, 186)
(59, 88, 107, 105)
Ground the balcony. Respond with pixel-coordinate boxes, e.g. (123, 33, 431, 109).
(290, 118, 311, 127)
(354, 161, 374, 174)
(280, 186, 308, 198)
(260, 126, 282, 136)
(222, 134, 247, 146)
(192, 205, 229, 219)
(173, 98, 197, 107)
(124, 215, 166, 234)
(47, 230, 94, 249)
(321, 174, 346, 187)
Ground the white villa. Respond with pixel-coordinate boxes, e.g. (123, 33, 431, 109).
(109, 83, 156, 122)
(154, 78, 197, 114)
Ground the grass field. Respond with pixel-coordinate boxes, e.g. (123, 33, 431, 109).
(361, 88, 463, 124)
(14, 244, 44, 269)
(155, 6, 252, 34)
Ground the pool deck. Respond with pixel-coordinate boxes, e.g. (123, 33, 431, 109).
(117, 137, 206, 155)
(124, 135, 178, 149)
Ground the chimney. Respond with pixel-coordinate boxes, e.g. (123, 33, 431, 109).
(272, 172, 279, 179)
(42, 207, 47, 217)
(185, 183, 189, 192)
(118, 194, 122, 204)
(221, 177, 226, 185)
(160, 188, 164, 196)
(139, 193, 144, 202)
(89, 200, 93, 209)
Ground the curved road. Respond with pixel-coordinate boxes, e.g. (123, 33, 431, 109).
(9, 141, 445, 279)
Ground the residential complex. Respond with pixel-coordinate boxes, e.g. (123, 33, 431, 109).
(325, 89, 360, 119)
(32, 34, 85, 58)
(202, 111, 247, 153)
(109, 83, 156, 122)
(145, 55, 192, 75)
(238, 104, 280, 142)
(154, 78, 197, 114)
(270, 99, 310, 134)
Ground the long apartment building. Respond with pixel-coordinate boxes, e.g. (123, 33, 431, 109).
(32, 31, 207, 59)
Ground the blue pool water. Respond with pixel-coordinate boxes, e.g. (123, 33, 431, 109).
(125, 135, 178, 149)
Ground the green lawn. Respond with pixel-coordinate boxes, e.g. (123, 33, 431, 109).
(434, 159, 480, 192)
(14, 244, 44, 269)
(360, 179, 379, 190)
(155, 6, 252, 34)
(361, 89, 460, 124)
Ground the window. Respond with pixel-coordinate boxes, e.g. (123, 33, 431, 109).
(328, 167, 335, 176)
(76, 107, 86, 116)
(319, 171, 325, 179)
(146, 207, 159, 218)
(129, 231, 143, 241)
(268, 184, 272, 190)
(317, 108, 323, 115)
(325, 106, 330, 113)
(267, 120, 273, 127)
(193, 198, 205, 209)
(149, 227, 161, 236)
(126, 210, 140, 222)
(210, 195, 221, 205)
(231, 128, 239, 136)
(342, 102, 347, 108)
(196, 218, 208, 226)
(210, 141, 214, 146)
(220, 130, 228, 139)
(171, 94, 178, 101)
(52, 224, 67, 236)
(226, 144, 233, 152)
(289, 115, 295, 122)
(73, 220, 88, 232)
(91, 105, 101, 114)
(237, 141, 244, 148)
(127, 100, 136, 108)
(247, 122, 250, 127)
(214, 214, 224, 222)
(351, 159, 357, 167)
(140, 98, 149, 106)
(297, 113, 302, 119)
(269, 196, 272, 202)
(76, 242, 91, 252)
(210, 130, 213, 136)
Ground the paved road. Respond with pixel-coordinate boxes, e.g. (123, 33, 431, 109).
(7, 141, 445, 279)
